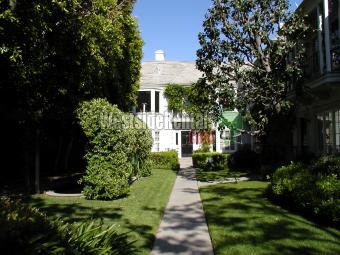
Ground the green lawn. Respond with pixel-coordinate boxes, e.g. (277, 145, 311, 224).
(27, 168, 177, 255)
(200, 181, 340, 255)
(196, 169, 246, 182)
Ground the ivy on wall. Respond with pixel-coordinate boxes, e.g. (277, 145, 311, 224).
(164, 83, 212, 131)
(164, 84, 191, 112)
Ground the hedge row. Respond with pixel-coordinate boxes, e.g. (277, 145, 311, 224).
(77, 99, 153, 200)
(0, 197, 135, 254)
(268, 155, 340, 227)
(150, 150, 180, 171)
(192, 152, 228, 171)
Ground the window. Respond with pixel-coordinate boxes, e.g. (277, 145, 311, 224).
(317, 111, 335, 154)
(155, 91, 160, 113)
(317, 114, 324, 152)
(335, 110, 340, 152)
(154, 131, 160, 152)
(137, 91, 151, 112)
(325, 112, 333, 154)
(176, 133, 178, 145)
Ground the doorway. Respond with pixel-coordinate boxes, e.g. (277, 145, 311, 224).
(181, 131, 193, 157)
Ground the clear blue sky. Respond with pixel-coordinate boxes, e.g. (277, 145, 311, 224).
(133, 0, 302, 62)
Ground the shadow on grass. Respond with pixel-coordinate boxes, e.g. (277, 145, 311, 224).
(25, 196, 157, 253)
(200, 182, 340, 255)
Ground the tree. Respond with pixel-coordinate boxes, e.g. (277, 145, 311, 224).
(196, 0, 308, 135)
(0, 0, 142, 192)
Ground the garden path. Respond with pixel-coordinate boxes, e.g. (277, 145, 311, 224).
(151, 157, 214, 255)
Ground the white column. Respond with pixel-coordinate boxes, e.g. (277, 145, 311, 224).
(324, 0, 332, 72)
(215, 128, 221, 153)
(151, 90, 155, 112)
(317, 5, 325, 73)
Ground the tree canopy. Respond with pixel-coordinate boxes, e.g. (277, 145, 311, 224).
(195, 0, 308, 134)
(0, 0, 143, 192)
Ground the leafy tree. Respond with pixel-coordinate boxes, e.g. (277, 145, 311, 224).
(196, 0, 308, 134)
(0, 0, 142, 193)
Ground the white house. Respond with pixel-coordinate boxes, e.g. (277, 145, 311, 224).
(136, 50, 242, 157)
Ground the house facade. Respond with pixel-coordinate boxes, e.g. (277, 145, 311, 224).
(292, 0, 340, 156)
(136, 50, 243, 157)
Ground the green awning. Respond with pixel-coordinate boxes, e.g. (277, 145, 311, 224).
(219, 111, 243, 133)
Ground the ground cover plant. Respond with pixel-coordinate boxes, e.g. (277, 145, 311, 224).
(27, 168, 177, 255)
(200, 181, 340, 255)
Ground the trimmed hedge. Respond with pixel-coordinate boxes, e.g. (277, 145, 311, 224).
(192, 152, 228, 171)
(269, 155, 340, 227)
(0, 197, 135, 254)
(77, 99, 153, 200)
(150, 150, 180, 170)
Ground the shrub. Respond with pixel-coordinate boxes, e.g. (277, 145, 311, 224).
(192, 152, 228, 171)
(131, 117, 153, 177)
(269, 157, 340, 227)
(77, 99, 152, 200)
(150, 150, 180, 170)
(228, 149, 260, 172)
(310, 155, 340, 176)
(0, 197, 136, 254)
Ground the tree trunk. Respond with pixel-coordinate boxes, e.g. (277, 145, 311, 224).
(53, 136, 64, 174)
(24, 151, 31, 194)
(64, 136, 74, 172)
(35, 128, 40, 194)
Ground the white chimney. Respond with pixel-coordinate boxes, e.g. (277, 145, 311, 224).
(155, 50, 165, 61)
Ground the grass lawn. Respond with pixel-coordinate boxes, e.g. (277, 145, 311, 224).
(27, 168, 177, 255)
(196, 168, 246, 182)
(200, 181, 340, 255)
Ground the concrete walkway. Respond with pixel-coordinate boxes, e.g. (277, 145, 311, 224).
(151, 158, 214, 255)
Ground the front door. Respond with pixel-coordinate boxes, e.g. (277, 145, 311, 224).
(181, 131, 193, 157)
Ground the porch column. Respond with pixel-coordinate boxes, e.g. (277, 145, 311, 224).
(151, 90, 155, 112)
(324, 0, 332, 72)
(215, 128, 221, 153)
(317, 5, 325, 73)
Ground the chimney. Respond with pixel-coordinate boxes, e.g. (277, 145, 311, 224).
(155, 50, 165, 61)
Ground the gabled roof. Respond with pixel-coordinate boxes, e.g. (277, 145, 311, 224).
(140, 61, 203, 89)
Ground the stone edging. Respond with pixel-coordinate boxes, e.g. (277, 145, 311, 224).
(45, 190, 82, 197)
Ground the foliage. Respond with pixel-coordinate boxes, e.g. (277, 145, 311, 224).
(195, 143, 211, 153)
(77, 98, 152, 200)
(164, 84, 191, 112)
(150, 150, 180, 171)
(59, 221, 136, 255)
(227, 148, 261, 172)
(200, 181, 340, 255)
(269, 156, 340, 227)
(0, 197, 136, 254)
(164, 84, 213, 130)
(131, 117, 153, 177)
(193, 152, 228, 171)
(196, 0, 308, 134)
(0, 0, 142, 191)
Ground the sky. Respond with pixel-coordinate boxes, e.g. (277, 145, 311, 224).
(133, 0, 303, 62)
